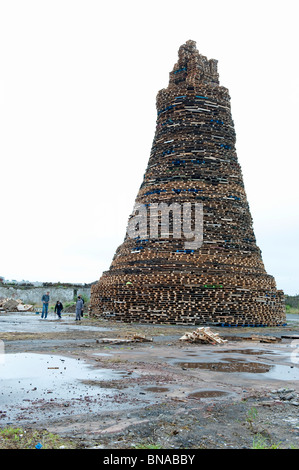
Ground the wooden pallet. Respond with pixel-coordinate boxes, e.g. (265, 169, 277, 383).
(89, 41, 286, 327)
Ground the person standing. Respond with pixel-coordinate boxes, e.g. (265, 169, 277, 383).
(41, 291, 50, 319)
(80, 295, 84, 317)
(54, 301, 63, 319)
(80, 295, 85, 307)
(75, 296, 83, 321)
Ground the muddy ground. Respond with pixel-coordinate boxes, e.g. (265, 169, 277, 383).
(0, 311, 299, 449)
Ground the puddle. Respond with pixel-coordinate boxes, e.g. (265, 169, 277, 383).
(262, 364, 299, 381)
(143, 387, 169, 393)
(178, 361, 271, 373)
(286, 314, 299, 327)
(0, 352, 142, 423)
(0, 312, 110, 334)
(92, 353, 113, 357)
(0, 353, 128, 398)
(188, 390, 230, 399)
(210, 349, 276, 355)
(177, 360, 299, 380)
(0, 352, 180, 426)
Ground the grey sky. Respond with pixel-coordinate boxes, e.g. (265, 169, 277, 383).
(0, 0, 298, 295)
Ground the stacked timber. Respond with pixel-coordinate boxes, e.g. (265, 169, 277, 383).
(89, 40, 286, 326)
(0, 298, 33, 312)
(179, 327, 228, 344)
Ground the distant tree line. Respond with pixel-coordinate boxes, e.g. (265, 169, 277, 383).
(285, 295, 299, 309)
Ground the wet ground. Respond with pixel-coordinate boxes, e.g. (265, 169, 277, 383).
(1, 311, 299, 449)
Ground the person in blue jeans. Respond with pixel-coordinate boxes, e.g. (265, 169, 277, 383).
(41, 292, 50, 318)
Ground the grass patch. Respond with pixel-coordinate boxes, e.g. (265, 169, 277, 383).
(246, 407, 258, 430)
(286, 306, 299, 315)
(252, 434, 282, 449)
(134, 442, 163, 449)
(0, 427, 78, 449)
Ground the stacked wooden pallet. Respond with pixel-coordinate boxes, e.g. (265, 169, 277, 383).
(89, 40, 286, 326)
(179, 327, 228, 344)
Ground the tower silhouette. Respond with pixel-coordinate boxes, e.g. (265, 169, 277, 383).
(90, 40, 285, 326)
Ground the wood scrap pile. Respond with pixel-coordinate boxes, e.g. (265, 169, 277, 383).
(96, 334, 153, 344)
(96, 338, 132, 345)
(89, 40, 286, 327)
(127, 334, 153, 342)
(249, 335, 281, 343)
(0, 298, 33, 312)
(180, 327, 227, 344)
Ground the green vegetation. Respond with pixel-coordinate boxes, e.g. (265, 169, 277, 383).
(285, 295, 299, 314)
(64, 301, 76, 309)
(286, 305, 299, 314)
(252, 434, 282, 449)
(246, 407, 258, 428)
(134, 442, 163, 449)
(0, 427, 77, 449)
(0, 427, 23, 440)
(80, 294, 89, 304)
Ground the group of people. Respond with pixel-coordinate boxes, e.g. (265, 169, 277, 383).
(41, 291, 85, 321)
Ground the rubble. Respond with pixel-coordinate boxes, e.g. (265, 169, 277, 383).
(128, 334, 153, 342)
(270, 388, 298, 402)
(249, 335, 281, 343)
(0, 297, 33, 312)
(179, 327, 227, 344)
(16, 303, 34, 312)
(96, 334, 153, 344)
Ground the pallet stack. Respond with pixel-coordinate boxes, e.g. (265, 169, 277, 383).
(179, 327, 228, 343)
(89, 40, 286, 326)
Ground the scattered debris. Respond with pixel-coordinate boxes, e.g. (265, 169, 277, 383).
(0, 297, 33, 312)
(179, 327, 228, 344)
(127, 334, 153, 343)
(249, 335, 281, 343)
(96, 334, 153, 345)
(270, 388, 298, 403)
(96, 338, 131, 344)
(16, 303, 34, 312)
(171, 397, 188, 403)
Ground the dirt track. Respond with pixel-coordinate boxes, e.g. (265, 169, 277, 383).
(1, 312, 299, 449)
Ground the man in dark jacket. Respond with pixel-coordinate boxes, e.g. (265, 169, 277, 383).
(54, 301, 63, 319)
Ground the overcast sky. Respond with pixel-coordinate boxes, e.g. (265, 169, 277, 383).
(0, 0, 298, 295)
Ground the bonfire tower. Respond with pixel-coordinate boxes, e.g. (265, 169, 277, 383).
(90, 40, 285, 326)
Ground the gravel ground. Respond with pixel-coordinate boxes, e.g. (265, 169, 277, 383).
(0, 312, 299, 450)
